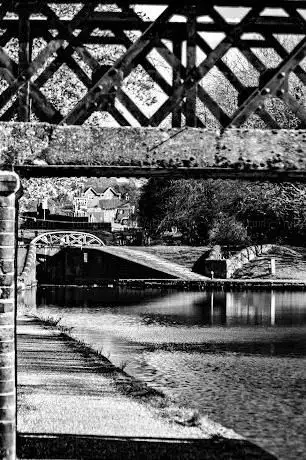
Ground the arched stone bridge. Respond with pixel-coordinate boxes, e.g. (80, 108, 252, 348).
(18, 231, 206, 287)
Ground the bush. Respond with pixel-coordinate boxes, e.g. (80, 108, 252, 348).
(209, 214, 250, 246)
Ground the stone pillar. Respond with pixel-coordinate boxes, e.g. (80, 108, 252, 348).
(0, 172, 20, 460)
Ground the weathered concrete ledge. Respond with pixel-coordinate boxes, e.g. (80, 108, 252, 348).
(0, 123, 306, 180)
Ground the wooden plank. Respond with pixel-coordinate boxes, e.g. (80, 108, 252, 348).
(255, 106, 280, 129)
(108, 105, 131, 126)
(0, 47, 62, 122)
(116, 89, 149, 126)
(34, 1, 98, 88)
(17, 7, 31, 121)
(280, 92, 306, 127)
(34, 23, 95, 90)
(229, 37, 306, 127)
(4, 1, 305, 5)
(40, 3, 101, 72)
(172, 40, 182, 127)
(148, 6, 264, 126)
(114, 30, 173, 96)
(265, 33, 306, 86)
(2, 16, 306, 35)
(60, 3, 179, 125)
(14, 165, 306, 183)
(186, 5, 197, 127)
(24, 5, 97, 121)
(196, 33, 245, 93)
(197, 85, 231, 127)
(0, 39, 64, 111)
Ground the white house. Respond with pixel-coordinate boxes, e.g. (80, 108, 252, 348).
(73, 187, 136, 228)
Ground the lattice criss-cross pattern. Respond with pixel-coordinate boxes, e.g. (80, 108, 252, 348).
(0, 1, 305, 128)
(34, 231, 105, 247)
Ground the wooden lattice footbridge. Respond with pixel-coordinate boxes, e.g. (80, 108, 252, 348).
(0, 1, 306, 458)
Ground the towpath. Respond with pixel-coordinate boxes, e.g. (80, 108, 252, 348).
(17, 316, 276, 459)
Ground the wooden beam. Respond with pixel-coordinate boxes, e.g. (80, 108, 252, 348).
(0, 48, 62, 122)
(0, 40, 64, 112)
(3, 15, 306, 36)
(1, 1, 303, 5)
(17, 7, 31, 121)
(229, 37, 306, 127)
(186, 5, 197, 127)
(148, 6, 264, 126)
(172, 40, 183, 127)
(60, 3, 179, 125)
(14, 164, 306, 182)
(40, 3, 100, 72)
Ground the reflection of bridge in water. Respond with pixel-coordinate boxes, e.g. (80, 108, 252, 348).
(19, 231, 207, 287)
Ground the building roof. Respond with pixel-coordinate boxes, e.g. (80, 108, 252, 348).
(83, 186, 100, 196)
(99, 198, 122, 209)
(83, 186, 121, 198)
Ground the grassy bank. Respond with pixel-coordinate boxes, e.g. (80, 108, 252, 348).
(233, 246, 306, 279)
(133, 246, 208, 269)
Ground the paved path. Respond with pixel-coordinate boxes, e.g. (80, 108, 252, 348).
(17, 317, 278, 459)
(17, 317, 212, 438)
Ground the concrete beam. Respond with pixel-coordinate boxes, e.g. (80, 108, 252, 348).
(0, 123, 306, 180)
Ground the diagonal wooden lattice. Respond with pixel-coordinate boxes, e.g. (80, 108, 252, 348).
(0, 1, 305, 127)
(32, 231, 105, 247)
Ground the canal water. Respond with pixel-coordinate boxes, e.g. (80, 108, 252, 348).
(20, 286, 306, 459)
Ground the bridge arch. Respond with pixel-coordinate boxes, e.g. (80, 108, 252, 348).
(31, 231, 105, 248)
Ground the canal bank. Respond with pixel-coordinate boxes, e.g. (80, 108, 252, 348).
(28, 285, 306, 460)
(16, 316, 276, 459)
(35, 277, 306, 291)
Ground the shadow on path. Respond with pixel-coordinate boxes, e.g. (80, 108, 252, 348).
(17, 433, 277, 459)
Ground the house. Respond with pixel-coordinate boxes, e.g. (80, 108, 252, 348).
(73, 186, 136, 228)
(74, 187, 121, 216)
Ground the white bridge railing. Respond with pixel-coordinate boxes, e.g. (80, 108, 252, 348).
(31, 231, 105, 248)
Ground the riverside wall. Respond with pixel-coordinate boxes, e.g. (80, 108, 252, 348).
(193, 244, 277, 279)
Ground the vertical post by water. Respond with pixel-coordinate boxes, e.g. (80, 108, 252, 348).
(270, 290, 276, 327)
(270, 258, 276, 276)
(0, 172, 20, 460)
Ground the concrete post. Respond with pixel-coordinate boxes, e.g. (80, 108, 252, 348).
(270, 258, 276, 275)
(0, 172, 20, 460)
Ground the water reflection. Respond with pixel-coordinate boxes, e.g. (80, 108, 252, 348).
(25, 287, 306, 328)
(17, 286, 306, 460)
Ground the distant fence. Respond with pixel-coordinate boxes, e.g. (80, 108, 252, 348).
(20, 217, 111, 232)
(246, 218, 306, 230)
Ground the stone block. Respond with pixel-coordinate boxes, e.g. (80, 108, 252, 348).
(0, 288, 13, 300)
(0, 303, 13, 314)
(0, 247, 14, 258)
(0, 276, 13, 286)
(0, 221, 15, 233)
(0, 261, 13, 275)
(0, 209, 15, 221)
(0, 235, 14, 247)
(0, 313, 14, 326)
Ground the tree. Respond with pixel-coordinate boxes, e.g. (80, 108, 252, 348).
(139, 178, 306, 246)
(209, 214, 250, 246)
